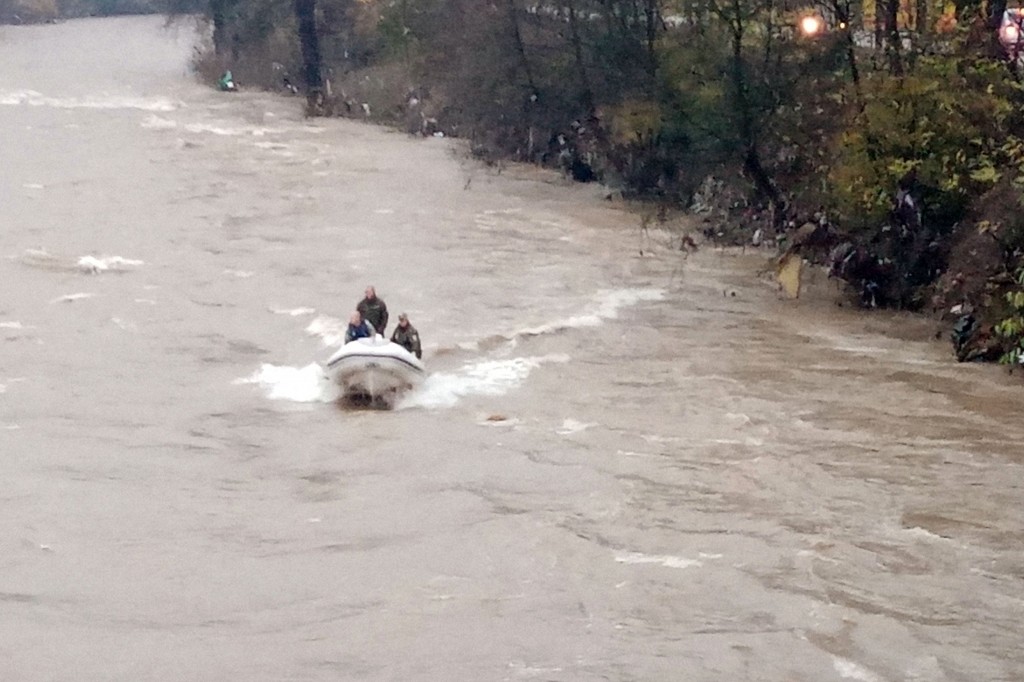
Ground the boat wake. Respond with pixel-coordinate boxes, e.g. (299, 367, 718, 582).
(396, 354, 570, 409)
(243, 286, 660, 407)
(234, 363, 339, 403)
(236, 354, 569, 408)
(439, 287, 664, 355)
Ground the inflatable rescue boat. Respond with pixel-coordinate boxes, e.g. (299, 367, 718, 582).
(325, 336, 425, 407)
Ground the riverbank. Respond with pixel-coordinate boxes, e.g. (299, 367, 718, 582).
(0, 0, 160, 24)
(182, 17, 1024, 379)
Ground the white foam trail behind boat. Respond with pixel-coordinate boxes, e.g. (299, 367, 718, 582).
(397, 354, 570, 409)
(234, 363, 338, 403)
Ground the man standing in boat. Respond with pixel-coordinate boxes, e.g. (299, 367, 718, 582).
(344, 311, 375, 343)
(390, 313, 422, 359)
(356, 286, 389, 336)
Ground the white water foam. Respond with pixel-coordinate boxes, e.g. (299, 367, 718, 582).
(77, 255, 144, 273)
(306, 314, 347, 347)
(50, 293, 95, 304)
(397, 354, 571, 409)
(833, 658, 885, 682)
(615, 552, 703, 569)
(241, 353, 571, 407)
(184, 122, 283, 137)
(141, 114, 178, 130)
(557, 418, 596, 435)
(514, 287, 665, 337)
(233, 363, 338, 403)
(271, 306, 316, 317)
(901, 526, 954, 543)
(0, 89, 178, 112)
(0, 321, 24, 330)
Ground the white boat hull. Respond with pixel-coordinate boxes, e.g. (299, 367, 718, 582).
(325, 337, 425, 406)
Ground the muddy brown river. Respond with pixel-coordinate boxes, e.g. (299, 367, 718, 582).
(2, 16, 1023, 682)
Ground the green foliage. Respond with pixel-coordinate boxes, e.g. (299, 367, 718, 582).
(828, 53, 1024, 234)
(996, 269, 1024, 367)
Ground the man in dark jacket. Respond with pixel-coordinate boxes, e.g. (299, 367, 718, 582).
(390, 313, 422, 359)
(344, 311, 375, 344)
(356, 286, 389, 335)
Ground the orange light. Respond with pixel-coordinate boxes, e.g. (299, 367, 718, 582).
(1001, 24, 1020, 43)
(800, 15, 824, 36)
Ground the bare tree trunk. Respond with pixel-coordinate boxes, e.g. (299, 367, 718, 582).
(566, 0, 596, 114)
(874, 0, 885, 49)
(832, 0, 861, 90)
(643, 0, 660, 90)
(506, 0, 538, 96)
(885, 0, 903, 75)
(210, 0, 228, 56)
(294, 0, 325, 114)
(723, 0, 784, 219)
(916, 0, 928, 33)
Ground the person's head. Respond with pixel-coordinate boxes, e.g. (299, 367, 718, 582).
(365, 285, 376, 300)
(349, 311, 362, 325)
(398, 313, 409, 328)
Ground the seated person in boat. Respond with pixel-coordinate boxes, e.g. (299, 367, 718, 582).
(356, 286, 389, 335)
(344, 311, 375, 343)
(390, 313, 422, 359)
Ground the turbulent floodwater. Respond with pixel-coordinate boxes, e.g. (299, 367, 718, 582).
(2, 16, 1024, 682)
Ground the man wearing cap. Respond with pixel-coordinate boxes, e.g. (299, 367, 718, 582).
(390, 313, 422, 359)
(356, 285, 389, 336)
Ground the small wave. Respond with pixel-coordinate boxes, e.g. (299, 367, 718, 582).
(397, 354, 570, 409)
(526, 287, 665, 335)
(141, 115, 178, 130)
(557, 418, 596, 435)
(15, 249, 142, 274)
(0, 89, 178, 112)
(50, 293, 95, 304)
(14, 248, 62, 271)
(234, 363, 338, 403)
(432, 287, 666, 356)
(615, 552, 703, 569)
(77, 255, 144, 274)
(306, 314, 347, 347)
(22, 183, 44, 190)
(833, 658, 884, 682)
(0, 321, 24, 330)
(901, 526, 954, 543)
(223, 269, 255, 278)
(184, 123, 283, 137)
(271, 306, 316, 317)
